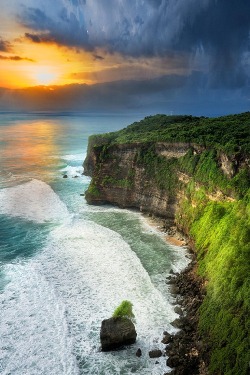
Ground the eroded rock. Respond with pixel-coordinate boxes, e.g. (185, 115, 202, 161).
(100, 317, 137, 351)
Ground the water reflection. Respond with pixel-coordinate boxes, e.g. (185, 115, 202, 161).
(0, 119, 62, 184)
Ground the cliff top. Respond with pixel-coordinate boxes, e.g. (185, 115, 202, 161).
(89, 112, 250, 155)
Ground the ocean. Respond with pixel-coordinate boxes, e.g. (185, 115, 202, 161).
(0, 113, 189, 375)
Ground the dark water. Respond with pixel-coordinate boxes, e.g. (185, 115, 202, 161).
(0, 113, 189, 375)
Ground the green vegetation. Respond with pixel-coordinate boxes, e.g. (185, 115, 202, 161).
(177, 183, 250, 375)
(102, 176, 132, 189)
(179, 149, 249, 198)
(112, 300, 135, 320)
(90, 112, 250, 154)
(86, 181, 101, 197)
(136, 144, 179, 194)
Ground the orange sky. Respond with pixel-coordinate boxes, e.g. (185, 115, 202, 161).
(0, 38, 188, 89)
(0, 41, 100, 88)
(0, 6, 188, 89)
(0, 24, 117, 88)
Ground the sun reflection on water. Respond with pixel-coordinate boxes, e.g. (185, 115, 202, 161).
(0, 119, 62, 184)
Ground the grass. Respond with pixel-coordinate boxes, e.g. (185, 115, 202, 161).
(177, 183, 250, 375)
(112, 300, 135, 320)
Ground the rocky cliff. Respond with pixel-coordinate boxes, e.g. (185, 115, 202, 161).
(83, 113, 250, 375)
(84, 139, 245, 224)
(84, 142, 184, 220)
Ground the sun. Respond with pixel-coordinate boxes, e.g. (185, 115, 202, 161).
(32, 67, 59, 86)
(35, 71, 57, 85)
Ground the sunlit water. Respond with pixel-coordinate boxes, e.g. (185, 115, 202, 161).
(0, 113, 189, 375)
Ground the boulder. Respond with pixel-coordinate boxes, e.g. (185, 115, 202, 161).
(162, 332, 173, 344)
(149, 349, 162, 358)
(100, 317, 137, 351)
(174, 306, 183, 316)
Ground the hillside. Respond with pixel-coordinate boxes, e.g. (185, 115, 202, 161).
(84, 112, 250, 375)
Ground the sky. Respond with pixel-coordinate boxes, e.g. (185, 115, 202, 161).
(0, 0, 250, 115)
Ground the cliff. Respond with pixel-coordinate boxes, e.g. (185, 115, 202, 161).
(84, 142, 186, 220)
(84, 113, 250, 375)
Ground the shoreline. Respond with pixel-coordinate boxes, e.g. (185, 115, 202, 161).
(143, 214, 209, 375)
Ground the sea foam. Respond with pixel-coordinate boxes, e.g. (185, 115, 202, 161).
(61, 165, 85, 178)
(0, 179, 184, 374)
(0, 217, 179, 374)
(62, 153, 86, 162)
(0, 179, 69, 223)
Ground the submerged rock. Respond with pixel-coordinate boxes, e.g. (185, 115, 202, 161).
(136, 348, 142, 357)
(100, 317, 137, 351)
(63, 174, 68, 178)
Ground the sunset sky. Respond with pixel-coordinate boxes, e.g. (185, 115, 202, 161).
(0, 0, 250, 114)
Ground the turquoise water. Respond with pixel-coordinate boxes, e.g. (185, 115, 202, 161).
(0, 113, 189, 375)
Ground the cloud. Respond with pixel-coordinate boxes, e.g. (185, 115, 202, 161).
(173, 0, 250, 88)
(15, 0, 250, 89)
(25, 33, 41, 43)
(16, 0, 210, 54)
(0, 74, 249, 116)
(0, 38, 12, 52)
(71, 54, 190, 83)
(93, 54, 104, 61)
(0, 55, 35, 62)
(0, 74, 186, 113)
(19, 2, 90, 49)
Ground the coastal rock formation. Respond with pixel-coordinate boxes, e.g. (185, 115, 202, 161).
(165, 265, 208, 375)
(100, 317, 137, 351)
(84, 142, 185, 221)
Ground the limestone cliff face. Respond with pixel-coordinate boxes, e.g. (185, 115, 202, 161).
(83, 139, 244, 222)
(84, 142, 192, 221)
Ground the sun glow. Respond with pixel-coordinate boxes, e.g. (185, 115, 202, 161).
(33, 68, 59, 86)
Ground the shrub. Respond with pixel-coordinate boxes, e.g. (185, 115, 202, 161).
(112, 300, 135, 319)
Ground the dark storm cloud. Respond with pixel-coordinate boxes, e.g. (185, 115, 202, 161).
(173, 0, 250, 88)
(20, 4, 90, 49)
(17, 0, 211, 54)
(0, 55, 34, 62)
(0, 38, 12, 52)
(17, 0, 250, 88)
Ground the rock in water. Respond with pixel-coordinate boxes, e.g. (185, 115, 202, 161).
(100, 317, 137, 351)
(136, 348, 142, 357)
(149, 349, 162, 358)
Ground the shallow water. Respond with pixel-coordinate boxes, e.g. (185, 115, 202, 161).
(0, 113, 189, 375)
